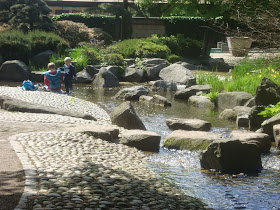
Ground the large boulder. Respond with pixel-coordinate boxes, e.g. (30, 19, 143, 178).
(150, 94, 171, 107)
(110, 101, 146, 130)
(188, 96, 215, 108)
(217, 92, 253, 109)
(122, 67, 144, 82)
(115, 85, 149, 101)
(166, 118, 211, 131)
(0, 95, 95, 121)
(174, 85, 211, 100)
(273, 124, 280, 148)
(142, 58, 166, 65)
(255, 77, 280, 106)
(249, 106, 267, 131)
(159, 63, 196, 85)
(151, 80, 177, 91)
(119, 129, 161, 152)
(31, 50, 54, 68)
(200, 139, 262, 174)
(92, 69, 119, 87)
(163, 130, 222, 151)
(219, 106, 251, 121)
(76, 65, 99, 83)
(230, 130, 271, 153)
(0, 60, 30, 81)
(145, 63, 169, 81)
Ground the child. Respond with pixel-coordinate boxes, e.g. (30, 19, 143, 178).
(61, 57, 77, 95)
(44, 62, 63, 93)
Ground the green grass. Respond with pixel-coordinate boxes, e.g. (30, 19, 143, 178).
(194, 72, 230, 93)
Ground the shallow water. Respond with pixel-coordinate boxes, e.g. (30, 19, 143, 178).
(71, 84, 280, 210)
(2, 82, 280, 209)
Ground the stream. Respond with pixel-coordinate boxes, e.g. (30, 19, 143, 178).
(72, 84, 280, 210)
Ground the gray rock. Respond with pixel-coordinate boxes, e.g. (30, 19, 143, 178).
(92, 69, 119, 87)
(249, 106, 267, 131)
(142, 58, 166, 65)
(188, 96, 215, 108)
(32, 50, 54, 68)
(261, 112, 280, 136)
(255, 77, 280, 106)
(110, 101, 146, 130)
(217, 92, 253, 109)
(236, 113, 250, 127)
(159, 63, 195, 85)
(120, 129, 160, 152)
(174, 85, 211, 100)
(179, 62, 197, 70)
(150, 94, 171, 107)
(208, 58, 230, 72)
(219, 109, 237, 121)
(230, 130, 271, 153)
(151, 80, 177, 91)
(81, 125, 119, 142)
(232, 106, 252, 114)
(200, 139, 262, 174)
(145, 63, 169, 81)
(122, 67, 144, 82)
(273, 124, 280, 148)
(0, 95, 96, 121)
(139, 95, 153, 103)
(85, 65, 99, 77)
(166, 118, 211, 131)
(29, 71, 44, 82)
(76, 69, 94, 83)
(244, 97, 256, 107)
(163, 130, 221, 150)
(115, 85, 149, 101)
(124, 59, 135, 66)
(0, 60, 30, 81)
(106, 66, 122, 79)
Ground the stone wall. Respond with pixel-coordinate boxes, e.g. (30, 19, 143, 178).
(131, 18, 165, 38)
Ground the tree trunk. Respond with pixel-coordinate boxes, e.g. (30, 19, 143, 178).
(201, 28, 214, 57)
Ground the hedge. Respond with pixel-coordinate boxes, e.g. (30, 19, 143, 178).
(53, 13, 116, 39)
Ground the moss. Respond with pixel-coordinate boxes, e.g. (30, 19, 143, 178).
(163, 138, 211, 151)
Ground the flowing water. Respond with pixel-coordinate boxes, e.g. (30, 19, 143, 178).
(71, 84, 280, 210)
(2, 82, 280, 209)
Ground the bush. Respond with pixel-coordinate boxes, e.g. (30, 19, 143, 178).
(110, 39, 145, 58)
(136, 42, 171, 59)
(54, 20, 93, 48)
(0, 30, 68, 64)
(82, 47, 102, 65)
(91, 28, 113, 45)
(102, 53, 125, 66)
(150, 34, 202, 58)
(53, 13, 116, 39)
(167, 54, 180, 63)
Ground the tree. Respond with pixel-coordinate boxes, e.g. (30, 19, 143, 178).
(0, 0, 54, 32)
(138, 0, 280, 54)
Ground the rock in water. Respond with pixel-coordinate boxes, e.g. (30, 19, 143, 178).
(110, 101, 146, 130)
(217, 92, 253, 109)
(92, 68, 119, 87)
(200, 139, 262, 174)
(115, 85, 149, 101)
(0, 60, 30, 81)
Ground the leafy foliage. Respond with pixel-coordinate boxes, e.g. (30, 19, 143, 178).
(0, 30, 68, 64)
(258, 102, 280, 118)
(102, 54, 125, 66)
(0, 0, 54, 32)
(136, 42, 171, 59)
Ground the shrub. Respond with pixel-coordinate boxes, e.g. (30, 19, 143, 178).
(111, 39, 144, 58)
(0, 30, 68, 64)
(53, 13, 116, 39)
(102, 53, 125, 66)
(82, 47, 102, 65)
(167, 54, 180, 63)
(54, 20, 93, 48)
(136, 42, 171, 59)
(91, 28, 113, 45)
(150, 34, 202, 58)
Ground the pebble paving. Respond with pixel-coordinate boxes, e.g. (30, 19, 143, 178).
(11, 132, 207, 209)
(0, 86, 207, 209)
(0, 86, 110, 122)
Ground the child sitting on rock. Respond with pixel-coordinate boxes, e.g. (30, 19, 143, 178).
(44, 62, 63, 93)
(60, 57, 77, 95)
